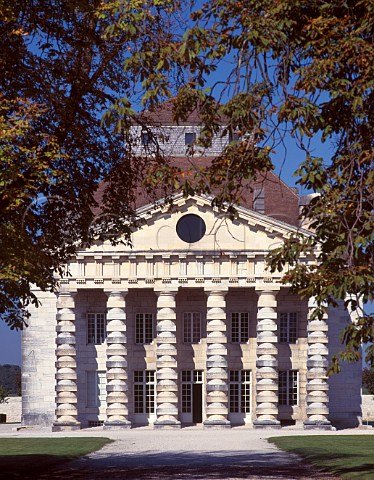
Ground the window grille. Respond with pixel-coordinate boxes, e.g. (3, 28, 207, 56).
(183, 312, 201, 343)
(229, 370, 251, 413)
(87, 313, 106, 344)
(231, 312, 250, 343)
(88, 420, 104, 427)
(180, 370, 203, 413)
(278, 370, 298, 406)
(135, 313, 154, 344)
(134, 370, 156, 413)
(279, 312, 298, 343)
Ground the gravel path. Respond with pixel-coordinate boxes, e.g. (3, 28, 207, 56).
(3, 424, 369, 479)
(43, 427, 340, 479)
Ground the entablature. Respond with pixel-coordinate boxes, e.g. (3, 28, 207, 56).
(58, 249, 312, 290)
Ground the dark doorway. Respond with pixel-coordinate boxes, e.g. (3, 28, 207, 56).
(192, 383, 203, 423)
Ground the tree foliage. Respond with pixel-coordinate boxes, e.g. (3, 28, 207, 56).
(100, 0, 374, 367)
(0, 385, 9, 405)
(362, 368, 374, 396)
(0, 364, 20, 396)
(1, 0, 373, 368)
(0, 0, 176, 328)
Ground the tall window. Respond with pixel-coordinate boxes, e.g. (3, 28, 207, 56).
(134, 370, 155, 414)
(87, 313, 106, 344)
(231, 312, 249, 343)
(86, 371, 106, 407)
(135, 313, 154, 344)
(279, 370, 298, 406)
(229, 370, 251, 413)
(183, 312, 201, 343)
(279, 312, 298, 343)
(181, 370, 203, 413)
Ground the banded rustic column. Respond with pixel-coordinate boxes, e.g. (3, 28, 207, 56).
(154, 290, 181, 428)
(254, 288, 281, 428)
(304, 298, 332, 429)
(104, 290, 131, 429)
(204, 289, 230, 428)
(52, 290, 80, 431)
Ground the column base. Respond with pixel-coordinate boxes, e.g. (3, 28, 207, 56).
(303, 420, 333, 430)
(52, 421, 81, 432)
(103, 420, 132, 430)
(203, 420, 231, 429)
(154, 420, 181, 429)
(253, 420, 281, 429)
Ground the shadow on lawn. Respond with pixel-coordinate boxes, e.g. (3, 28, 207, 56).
(0, 454, 73, 479)
(282, 451, 374, 479)
(0, 450, 339, 479)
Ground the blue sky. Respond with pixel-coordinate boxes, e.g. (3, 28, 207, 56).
(0, 8, 369, 367)
(0, 322, 21, 366)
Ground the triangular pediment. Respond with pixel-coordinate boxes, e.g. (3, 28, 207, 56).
(85, 194, 309, 255)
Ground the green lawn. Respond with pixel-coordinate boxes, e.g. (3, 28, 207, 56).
(269, 435, 374, 479)
(0, 437, 112, 476)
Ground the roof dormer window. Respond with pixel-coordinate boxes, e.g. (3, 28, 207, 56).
(253, 187, 265, 214)
(229, 129, 241, 143)
(141, 131, 152, 145)
(185, 132, 196, 146)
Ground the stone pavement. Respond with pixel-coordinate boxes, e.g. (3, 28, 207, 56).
(1, 424, 372, 479)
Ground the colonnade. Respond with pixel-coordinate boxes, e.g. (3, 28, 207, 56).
(52, 287, 331, 430)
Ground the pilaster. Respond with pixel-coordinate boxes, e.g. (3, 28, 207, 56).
(304, 298, 332, 430)
(154, 289, 181, 428)
(52, 290, 80, 431)
(254, 288, 281, 429)
(203, 289, 230, 428)
(104, 290, 131, 429)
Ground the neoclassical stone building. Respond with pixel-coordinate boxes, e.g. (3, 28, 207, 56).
(22, 105, 362, 430)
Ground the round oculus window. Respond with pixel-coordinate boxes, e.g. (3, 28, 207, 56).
(176, 214, 206, 243)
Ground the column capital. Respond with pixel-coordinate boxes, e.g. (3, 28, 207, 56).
(56, 289, 77, 297)
(204, 288, 229, 297)
(154, 288, 179, 297)
(104, 289, 128, 299)
(308, 297, 317, 309)
(255, 286, 281, 296)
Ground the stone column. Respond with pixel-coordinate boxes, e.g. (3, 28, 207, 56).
(304, 298, 332, 429)
(254, 288, 281, 428)
(204, 289, 230, 428)
(104, 290, 131, 429)
(154, 290, 181, 428)
(52, 290, 80, 431)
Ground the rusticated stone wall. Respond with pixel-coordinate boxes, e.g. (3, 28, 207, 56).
(1, 396, 21, 423)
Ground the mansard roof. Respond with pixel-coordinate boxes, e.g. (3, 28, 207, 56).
(135, 99, 227, 126)
(94, 100, 300, 227)
(94, 156, 300, 227)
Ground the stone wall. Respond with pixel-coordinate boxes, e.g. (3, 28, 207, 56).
(22, 289, 57, 426)
(0, 396, 21, 423)
(362, 395, 374, 421)
(327, 304, 362, 428)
